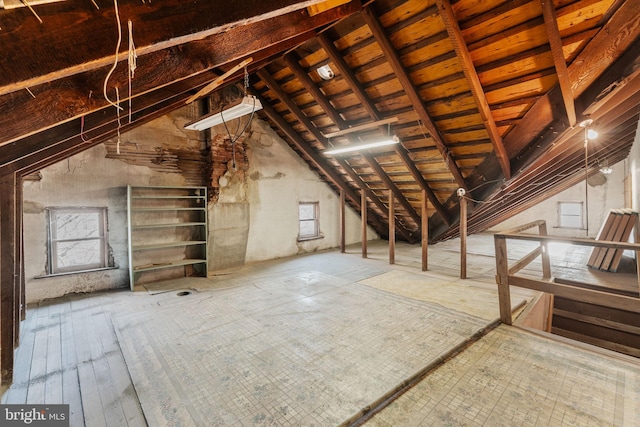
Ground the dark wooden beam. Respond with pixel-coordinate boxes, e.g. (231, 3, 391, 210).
(285, 51, 422, 231)
(340, 189, 346, 253)
(0, 2, 361, 147)
(421, 190, 428, 270)
(0, 0, 330, 94)
(258, 98, 358, 207)
(362, 191, 368, 257)
(504, 0, 640, 158)
(257, 68, 416, 242)
(361, 5, 469, 190)
(459, 193, 467, 279)
(284, 52, 423, 230)
(256, 93, 390, 238)
(0, 28, 328, 168)
(317, 32, 451, 225)
(436, 0, 510, 179)
(7, 86, 195, 175)
(540, 0, 577, 126)
(389, 191, 395, 264)
(0, 171, 17, 385)
(454, 109, 639, 239)
(425, 1, 640, 241)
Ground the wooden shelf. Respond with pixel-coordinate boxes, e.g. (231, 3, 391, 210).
(132, 222, 206, 230)
(127, 185, 208, 290)
(131, 195, 206, 200)
(133, 259, 207, 273)
(133, 241, 207, 251)
(131, 207, 206, 212)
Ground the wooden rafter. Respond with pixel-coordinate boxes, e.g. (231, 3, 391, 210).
(504, 0, 640, 159)
(317, 32, 451, 226)
(256, 97, 391, 234)
(540, 0, 576, 126)
(283, 52, 423, 229)
(0, 171, 17, 384)
(435, 0, 511, 179)
(361, 6, 469, 190)
(256, 67, 416, 242)
(0, 0, 333, 96)
(0, 2, 360, 147)
(437, 38, 640, 241)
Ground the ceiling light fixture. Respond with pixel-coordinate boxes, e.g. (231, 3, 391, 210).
(324, 136, 400, 155)
(578, 118, 598, 140)
(317, 64, 335, 80)
(600, 165, 613, 175)
(184, 95, 263, 131)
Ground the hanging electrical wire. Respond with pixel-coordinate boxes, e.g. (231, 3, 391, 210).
(116, 87, 122, 154)
(219, 66, 258, 170)
(103, 0, 124, 112)
(127, 19, 137, 123)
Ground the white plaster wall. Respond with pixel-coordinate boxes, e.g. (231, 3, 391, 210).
(233, 119, 378, 263)
(23, 145, 186, 303)
(489, 162, 626, 238)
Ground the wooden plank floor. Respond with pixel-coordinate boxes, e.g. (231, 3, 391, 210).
(3, 293, 147, 427)
(2, 233, 638, 426)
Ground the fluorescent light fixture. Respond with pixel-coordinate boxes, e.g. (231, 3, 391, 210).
(184, 95, 262, 131)
(324, 136, 400, 155)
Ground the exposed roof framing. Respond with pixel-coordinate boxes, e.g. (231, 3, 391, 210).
(435, 0, 511, 179)
(1, 0, 638, 244)
(361, 6, 469, 191)
(540, 0, 577, 127)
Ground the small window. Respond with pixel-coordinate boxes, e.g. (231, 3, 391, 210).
(558, 202, 583, 229)
(47, 207, 109, 274)
(298, 202, 321, 240)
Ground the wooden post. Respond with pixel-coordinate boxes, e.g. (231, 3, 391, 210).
(494, 235, 512, 325)
(538, 221, 551, 279)
(421, 189, 428, 271)
(361, 191, 367, 258)
(546, 294, 555, 333)
(634, 213, 640, 295)
(389, 191, 395, 264)
(460, 193, 467, 279)
(14, 177, 23, 340)
(339, 189, 345, 253)
(0, 172, 17, 385)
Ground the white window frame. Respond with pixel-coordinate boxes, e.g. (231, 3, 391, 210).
(46, 207, 109, 275)
(557, 201, 584, 229)
(298, 202, 322, 241)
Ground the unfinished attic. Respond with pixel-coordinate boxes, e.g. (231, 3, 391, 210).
(1, 0, 640, 425)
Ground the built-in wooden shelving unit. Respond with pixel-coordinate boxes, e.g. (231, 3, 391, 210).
(127, 185, 208, 290)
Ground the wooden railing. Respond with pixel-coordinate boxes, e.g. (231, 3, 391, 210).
(494, 220, 640, 325)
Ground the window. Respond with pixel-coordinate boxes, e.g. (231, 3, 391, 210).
(47, 207, 109, 274)
(558, 202, 583, 229)
(298, 202, 321, 240)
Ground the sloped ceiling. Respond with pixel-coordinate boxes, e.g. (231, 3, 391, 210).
(0, 0, 639, 243)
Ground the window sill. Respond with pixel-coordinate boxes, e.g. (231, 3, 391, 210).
(35, 266, 118, 279)
(297, 234, 324, 242)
